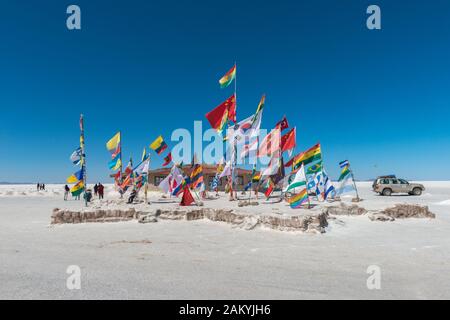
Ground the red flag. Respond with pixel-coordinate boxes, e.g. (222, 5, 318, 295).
(264, 179, 274, 198)
(275, 116, 289, 131)
(162, 152, 172, 166)
(281, 127, 296, 152)
(205, 94, 236, 130)
(257, 128, 281, 157)
(180, 186, 195, 206)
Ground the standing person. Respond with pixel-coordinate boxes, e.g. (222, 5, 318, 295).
(98, 183, 104, 200)
(37, 183, 40, 191)
(64, 185, 69, 201)
(94, 183, 98, 197)
(42, 183, 45, 190)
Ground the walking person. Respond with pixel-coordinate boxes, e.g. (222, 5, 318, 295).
(64, 185, 69, 201)
(37, 182, 40, 191)
(94, 183, 98, 197)
(98, 183, 104, 200)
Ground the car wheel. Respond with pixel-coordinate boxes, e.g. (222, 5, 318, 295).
(412, 187, 422, 196)
(382, 188, 392, 196)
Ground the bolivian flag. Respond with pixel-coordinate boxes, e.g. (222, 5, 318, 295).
(150, 135, 168, 155)
(286, 143, 322, 170)
(219, 64, 236, 89)
(70, 180, 84, 196)
(67, 169, 84, 184)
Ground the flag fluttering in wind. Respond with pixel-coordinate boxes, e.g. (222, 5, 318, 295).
(306, 162, 322, 175)
(190, 164, 204, 189)
(322, 170, 335, 200)
(67, 169, 84, 184)
(264, 178, 274, 198)
(219, 161, 232, 179)
(339, 160, 350, 169)
(141, 147, 148, 162)
(283, 164, 306, 192)
(162, 152, 172, 167)
(70, 147, 82, 166)
(106, 132, 121, 151)
(150, 135, 168, 155)
(336, 160, 358, 197)
(285, 164, 309, 208)
(108, 153, 122, 171)
(205, 94, 236, 133)
(275, 116, 289, 131)
(280, 127, 296, 152)
(261, 155, 280, 176)
(285, 143, 321, 170)
(251, 94, 265, 125)
(219, 64, 236, 89)
(70, 180, 84, 196)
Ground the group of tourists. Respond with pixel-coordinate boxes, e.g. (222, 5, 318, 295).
(36, 183, 45, 191)
(63, 182, 105, 201)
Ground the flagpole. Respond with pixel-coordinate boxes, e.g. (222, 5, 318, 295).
(80, 114, 87, 207)
(350, 166, 360, 200)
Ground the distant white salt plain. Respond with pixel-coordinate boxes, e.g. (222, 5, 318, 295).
(0, 181, 449, 299)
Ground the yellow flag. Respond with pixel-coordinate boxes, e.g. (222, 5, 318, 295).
(106, 132, 121, 151)
(150, 135, 163, 150)
(66, 174, 78, 183)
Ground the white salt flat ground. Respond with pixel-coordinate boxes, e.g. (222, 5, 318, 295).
(0, 182, 449, 299)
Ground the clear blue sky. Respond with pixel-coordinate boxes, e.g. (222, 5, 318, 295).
(1, 0, 449, 183)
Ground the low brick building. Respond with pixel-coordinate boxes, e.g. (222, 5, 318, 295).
(148, 164, 255, 191)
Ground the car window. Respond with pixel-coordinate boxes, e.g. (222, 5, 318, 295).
(390, 179, 399, 184)
(399, 179, 409, 184)
(381, 179, 389, 184)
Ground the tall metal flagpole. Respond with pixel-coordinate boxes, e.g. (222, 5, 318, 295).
(232, 62, 237, 200)
(119, 130, 123, 198)
(80, 114, 87, 207)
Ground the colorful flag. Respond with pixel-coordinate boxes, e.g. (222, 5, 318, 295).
(108, 153, 122, 170)
(288, 189, 309, 209)
(280, 127, 296, 152)
(70, 180, 84, 196)
(180, 185, 196, 206)
(275, 116, 289, 131)
(306, 162, 322, 175)
(264, 178, 274, 198)
(205, 94, 236, 132)
(150, 135, 168, 155)
(252, 173, 261, 183)
(190, 164, 204, 189)
(163, 152, 172, 166)
(336, 172, 356, 196)
(66, 169, 84, 184)
(252, 95, 265, 124)
(283, 164, 307, 192)
(338, 165, 351, 182)
(323, 169, 335, 200)
(106, 132, 121, 151)
(111, 145, 121, 159)
(339, 160, 350, 168)
(70, 147, 82, 166)
(219, 161, 232, 178)
(219, 64, 236, 89)
(141, 147, 147, 162)
(285, 143, 322, 169)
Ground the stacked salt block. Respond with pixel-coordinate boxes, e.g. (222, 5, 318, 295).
(51, 208, 138, 224)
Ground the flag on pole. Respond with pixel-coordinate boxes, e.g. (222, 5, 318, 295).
(190, 164, 204, 189)
(150, 135, 168, 155)
(70, 180, 84, 196)
(70, 147, 82, 166)
(275, 116, 289, 131)
(323, 169, 335, 200)
(264, 178, 274, 198)
(306, 162, 322, 175)
(106, 132, 121, 151)
(283, 164, 307, 192)
(205, 94, 236, 133)
(285, 143, 322, 169)
(280, 127, 296, 152)
(339, 160, 350, 168)
(66, 169, 84, 184)
(251, 94, 265, 125)
(261, 155, 280, 176)
(162, 152, 172, 166)
(287, 189, 309, 208)
(219, 64, 236, 89)
(141, 147, 147, 162)
(108, 153, 122, 170)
